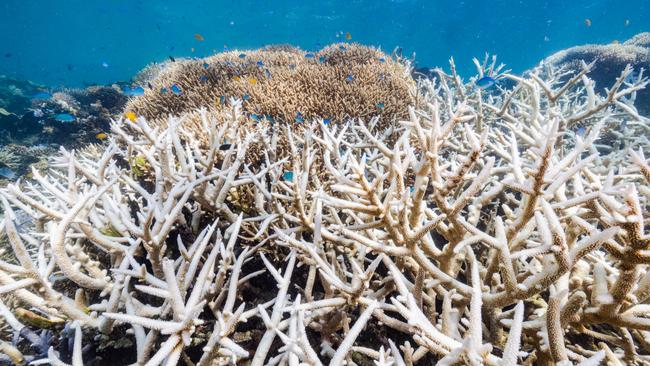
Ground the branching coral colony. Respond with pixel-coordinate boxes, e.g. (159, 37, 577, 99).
(0, 49, 649, 366)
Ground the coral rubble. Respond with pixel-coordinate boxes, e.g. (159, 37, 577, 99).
(0, 44, 649, 366)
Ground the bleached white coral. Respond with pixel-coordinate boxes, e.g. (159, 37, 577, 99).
(0, 54, 648, 365)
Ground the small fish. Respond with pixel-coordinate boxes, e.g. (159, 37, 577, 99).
(625, 19, 630, 27)
(203, 62, 209, 69)
(223, 44, 229, 51)
(194, 33, 205, 41)
(295, 112, 304, 123)
(345, 31, 352, 40)
(199, 75, 208, 82)
(249, 78, 257, 85)
(233, 75, 241, 82)
(191, 47, 195, 53)
(289, 64, 296, 70)
(250, 113, 260, 121)
(101, 61, 109, 68)
(54, 113, 76, 122)
(147, 82, 153, 89)
(339, 45, 346, 51)
(345, 75, 354, 82)
(160, 87, 168, 94)
(577, 126, 586, 136)
(0, 108, 11, 116)
(31, 91, 52, 100)
(323, 118, 331, 125)
(171, 84, 182, 94)
(219, 143, 232, 150)
(585, 18, 592, 27)
(169, 55, 176, 62)
(96, 132, 108, 140)
(282, 171, 294, 182)
(123, 86, 145, 96)
(376, 103, 385, 109)
(319, 56, 326, 63)
(475, 76, 496, 90)
(242, 94, 250, 101)
(265, 68, 271, 78)
(32, 109, 44, 118)
(125, 111, 137, 122)
(378, 58, 385, 63)
(304, 53, 315, 59)
(238, 53, 246, 59)
(256, 61, 264, 67)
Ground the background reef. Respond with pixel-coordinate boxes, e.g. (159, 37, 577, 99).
(0, 77, 127, 180)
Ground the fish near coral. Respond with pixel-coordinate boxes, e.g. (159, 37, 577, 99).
(54, 113, 76, 122)
(476, 76, 496, 90)
(124, 111, 137, 122)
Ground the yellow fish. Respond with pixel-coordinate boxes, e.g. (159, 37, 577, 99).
(125, 111, 137, 122)
(345, 32, 352, 40)
(96, 132, 108, 140)
(249, 78, 258, 85)
(194, 33, 205, 41)
(233, 76, 241, 82)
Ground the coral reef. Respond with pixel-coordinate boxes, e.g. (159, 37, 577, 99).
(0, 47, 649, 366)
(540, 32, 650, 115)
(125, 43, 417, 131)
(0, 79, 129, 183)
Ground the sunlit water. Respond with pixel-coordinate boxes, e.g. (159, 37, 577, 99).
(1, 0, 648, 87)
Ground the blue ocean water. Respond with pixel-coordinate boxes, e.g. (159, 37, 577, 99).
(1, 0, 647, 87)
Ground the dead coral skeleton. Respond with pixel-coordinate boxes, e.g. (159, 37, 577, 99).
(0, 57, 648, 365)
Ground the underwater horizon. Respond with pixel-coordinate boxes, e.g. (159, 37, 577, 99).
(1, 0, 649, 87)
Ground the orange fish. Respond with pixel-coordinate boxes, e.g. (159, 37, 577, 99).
(345, 31, 352, 40)
(125, 111, 137, 122)
(194, 33, 205, 41)
(96, 132, 108, 140)
(585, 18, 592, 27)
(249, 78, 258, 85)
